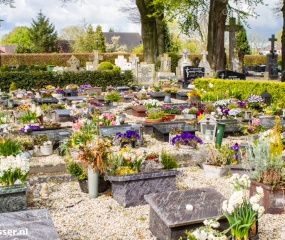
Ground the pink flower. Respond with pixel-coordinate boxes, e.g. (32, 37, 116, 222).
(72, 120, 83, 131)
(252, 118, 260, 126)
(247, 126, 254, 131)
(99, 121, 103, 126)
(107, 113, 115, 120)
(111, 121, 117, 125)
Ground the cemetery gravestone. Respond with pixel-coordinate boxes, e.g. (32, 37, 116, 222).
(265, 34, 279, 80)
(93, 50, 103, 70)
(177, 49, 192, 77)
(115, 55, 132, 71)
(183, 66, 205, 83)
(128, 54, 139, 70)
(86, 62, 94, 71)
(232, 57, 240, 72)
(67, 55, 80, 71)
(159, 54, 171, 72)
(216, 70, 246, 80)
(225, 17, 243, 71)
(198, 50, 212, 77)
(145, 187, 227, 240)
(137, 63, 155, 86)
(0, 209, 60, 240)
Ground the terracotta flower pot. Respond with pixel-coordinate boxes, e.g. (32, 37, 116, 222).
(145, 118, 163, 123)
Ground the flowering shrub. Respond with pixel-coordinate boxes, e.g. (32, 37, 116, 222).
(171, 132, 203, 149)
(162, 105, 180, 114)
(187, 89, 201, 97)
(223, 174, 265, 239)
(143, 99, 162, 110)
(99, 112, 117, 126)
(0, 155, 30, 186)
(217, 106, 241, 119)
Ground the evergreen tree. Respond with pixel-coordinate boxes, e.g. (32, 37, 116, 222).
(28, 10, 58, 53)
(95, 25, 106, 52)
(83, 24, 97, 52)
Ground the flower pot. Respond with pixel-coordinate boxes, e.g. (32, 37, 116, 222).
(51, 93, 63, 99)
(178, 145, 195, 150)
(249, 179, 285, 214)
(145, 118, 163, 123)
(0, 183, 29, 213)
(40, 144, 53, 156)
(184, 114, 196, 119)
(88, 165, 99, 198)
(164, 114, 176, 120)
(20, 150, 34, 159)
(78, 179, 89, 193)
(202, 164, 229, 178)
(78, 177, 111, 194)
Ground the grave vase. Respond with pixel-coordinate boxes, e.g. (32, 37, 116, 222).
(202, 164, 229, 178)
(0, 183, 29, 213)
(88, 165, 99, 198)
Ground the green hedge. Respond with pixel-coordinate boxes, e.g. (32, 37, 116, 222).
(0, 70, 134, 91)
(193, 78, 285, 106)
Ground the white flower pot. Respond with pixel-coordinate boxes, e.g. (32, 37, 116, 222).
(51, 93, 63, 99)
(184, 114, 196, 119)
(40, 145, 53, 156)
(202, 164, 229, 178)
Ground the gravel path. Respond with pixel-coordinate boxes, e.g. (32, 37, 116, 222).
(28, 166, 285, 240)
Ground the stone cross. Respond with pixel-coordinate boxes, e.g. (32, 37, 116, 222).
(93, 50, 103, 70)
(269, 34, 277, 59)
(158, 53, 171, 72)
(198, 50, 212, 77)
(225, 17, 243, 70)
(201, 50, 208, 62)
(129, 54, 139, 70)
(67, 55, 80, 71)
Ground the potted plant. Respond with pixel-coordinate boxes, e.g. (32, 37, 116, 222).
(20, 137, 34, 158)
(162, 105, 180, 120)
(222, 174, 265, 239)
(145, 108, 165, 123)
(202, 143, 237, 178)
(66, 161, 88, 193)
(242, 117, 285, 214)
(32, 133, 53, 156)
(143, 99, 162, 110)
(169, 127, 183, 144)
(182, 107, 198, 119)
(99, 112, 117, 126)
(52, 88, 64, 99)
(104, 148, 181, 207)
(114, 130, 140, 148)
(187, 89, 201, 102)
(0, 136, 30, 213)
(171, 132, 203, 149)
(104, 90, 121, 106)
(18, 110, 38, 124)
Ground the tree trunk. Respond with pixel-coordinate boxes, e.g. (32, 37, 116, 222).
(136, 0, 164, 63)
(155, 14, 165, 56)
(207, 0, 228, 71)
(281, 0, 285, 71)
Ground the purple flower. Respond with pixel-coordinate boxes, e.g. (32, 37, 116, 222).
(80, 84, 93, 89)
(56, 89, 64, 94)
(171, 132, 203, 148)
(115, 130, 140, 142)
(237, 101, 246, 107)
(230, 143, 239, 151)
(20, 124, 40, 132)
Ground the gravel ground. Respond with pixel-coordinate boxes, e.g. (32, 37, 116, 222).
(28, 166, 285, 240)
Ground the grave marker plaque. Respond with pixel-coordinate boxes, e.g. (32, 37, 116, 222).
(145, 187, 227, 240)
(183, 66, 205, 82)
(137, 63, 155, 86)
(0, 209, 60, 240)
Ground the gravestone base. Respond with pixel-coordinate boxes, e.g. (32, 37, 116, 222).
(0, 184, 29, 213)
(106, 170, 181, 207)
(145, 187, 227, 240)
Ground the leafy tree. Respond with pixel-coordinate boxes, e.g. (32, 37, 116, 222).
(106, 36, 127, 52)
(95, 25, 106, 52)
(0, 26, 32, 53)
(28, 11, 58, 52)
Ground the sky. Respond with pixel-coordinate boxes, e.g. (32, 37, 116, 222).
(0, 0, 283, 42)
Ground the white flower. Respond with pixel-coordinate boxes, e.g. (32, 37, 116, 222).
(227, 205, 235, 214)
(249, 195, 259, 205)
(222, 200, 228, 212)
(256, 186, 264, 197)
(252, 203, 260, 211)
(186, 204, 194, 211)
(209, 83, 214, 88)
(258, 206, 265, 216)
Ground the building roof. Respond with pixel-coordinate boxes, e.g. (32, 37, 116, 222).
(263, 42, 282, 51)
(103, 32, 142, 51)
(0, 44, 17, 53)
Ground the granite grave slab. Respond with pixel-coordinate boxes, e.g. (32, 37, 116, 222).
(0, 209, 60, 239)
(51, 109, 72, 122)
(106, 170, 182, 207)
(144, 187, 228, 240)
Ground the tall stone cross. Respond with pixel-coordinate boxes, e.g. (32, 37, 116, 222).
(201, 50, 208, 62)
(225, 17, 243, 70)
(93, 50, 103, 70)
(158, 53, 171, 72)
(269, 34, 277, 59)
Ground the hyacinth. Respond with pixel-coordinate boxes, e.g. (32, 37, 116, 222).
(213, 99, 231, 107)
(171, 132, 203, 148)
(217, 106, 229, 116)
(0, 155, 30, 186)
(246, 94, 264, 103)
(228, 108, 241, 116)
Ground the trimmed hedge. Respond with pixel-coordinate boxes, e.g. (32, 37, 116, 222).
(193, 78, 285, 106)
(0, 70, 134, 92)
